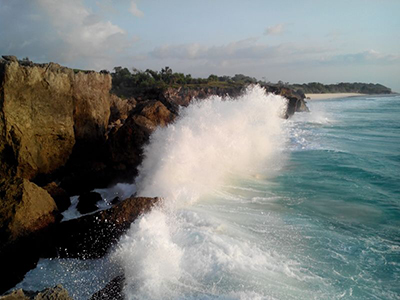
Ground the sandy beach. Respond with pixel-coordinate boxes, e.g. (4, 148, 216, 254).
(305, 93, 365, 100)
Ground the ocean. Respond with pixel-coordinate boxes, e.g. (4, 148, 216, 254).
(17, 87, 400, 299)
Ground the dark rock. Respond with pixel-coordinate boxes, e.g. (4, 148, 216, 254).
(43, 182, 71, 212)
(76, 192, 102, 214)
(43, 196, 159, 259)
(107, 100, 176, 173)
(0, 197, 159, 294)
(90, 275, 124, 300)
(0, 177, 57, 293)
(0, 284, 72, 300)
(109, 95, 136, 125)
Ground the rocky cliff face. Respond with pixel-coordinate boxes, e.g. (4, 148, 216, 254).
(0, 61, 75, 180)
(0, 58, 112, 245)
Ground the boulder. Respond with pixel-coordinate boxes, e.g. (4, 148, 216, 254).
(76, 191, 102, 214)
(0, 284, 72, 300)
(0, 177, 57, 244)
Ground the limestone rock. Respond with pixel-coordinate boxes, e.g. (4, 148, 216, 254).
(107, 100, 176, 170)
(0, 177, 57, 243)
(109, 94, 136, 125)
(0, 61, 75, 180)
(72, 71, 111, 144)
(0, 285, 72, 300)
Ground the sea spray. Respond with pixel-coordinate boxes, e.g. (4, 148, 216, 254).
(113, 86, 293, 299)
(135, 85, 288, 205)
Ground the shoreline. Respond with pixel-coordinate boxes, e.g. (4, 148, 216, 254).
(305, 93, 366, 100)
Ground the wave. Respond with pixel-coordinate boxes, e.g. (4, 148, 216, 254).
(113, 86, 294, 299)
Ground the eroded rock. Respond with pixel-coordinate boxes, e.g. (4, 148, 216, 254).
(0, 177, 57, 244)
(0, 284, 72, 300)
(0, 61, 75, 180)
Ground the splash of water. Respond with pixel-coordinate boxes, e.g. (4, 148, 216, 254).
(135, 85, 288, 206)
(113, 85, 291, 299)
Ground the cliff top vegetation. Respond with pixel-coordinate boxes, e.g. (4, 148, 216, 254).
(106, 66, 392, 98)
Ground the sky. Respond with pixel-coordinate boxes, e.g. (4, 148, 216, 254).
(0, 0, 399, 91)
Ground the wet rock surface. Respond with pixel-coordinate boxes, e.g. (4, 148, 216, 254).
(0, 196, 158, 293)
(43, 196, 160, 259)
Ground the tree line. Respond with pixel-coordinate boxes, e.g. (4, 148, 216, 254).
(106, 66, 392, 95)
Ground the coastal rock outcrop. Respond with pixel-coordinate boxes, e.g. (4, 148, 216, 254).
(160, 85, 244, 111)
(0, 177, 57, 244)
(43, 196, 159, 259)
(0, 196, 159, 294)
(107, 100, 176, 174)
(0, 61, 75, 180)
(0, 284, 72, 300)
(0, 59, 113, 245)
(72, 72, 111, 144)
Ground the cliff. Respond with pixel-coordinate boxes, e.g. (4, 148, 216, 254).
(0, 57, 112, 243)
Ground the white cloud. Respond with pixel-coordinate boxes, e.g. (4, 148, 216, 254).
(264, 24, 285, 36)
(129, 1, 144, 18)
(35, 0, 132, 68)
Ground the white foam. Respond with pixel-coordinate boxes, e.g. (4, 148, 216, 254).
(135, 85, 287, 206)
(61, 183, 136, 221)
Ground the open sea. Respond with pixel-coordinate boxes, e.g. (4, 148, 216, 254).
(17, 87, 400, 299)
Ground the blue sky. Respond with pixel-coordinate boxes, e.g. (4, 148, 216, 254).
(1, 0, 399, 91)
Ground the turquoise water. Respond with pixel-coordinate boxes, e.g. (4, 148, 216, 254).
(270, 95, 400, 298)
(17, 92, 400, 299)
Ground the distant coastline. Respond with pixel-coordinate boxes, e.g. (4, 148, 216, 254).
(305, 93, 366, 100)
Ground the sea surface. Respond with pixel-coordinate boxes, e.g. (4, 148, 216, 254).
(17, 87, 400, 299)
